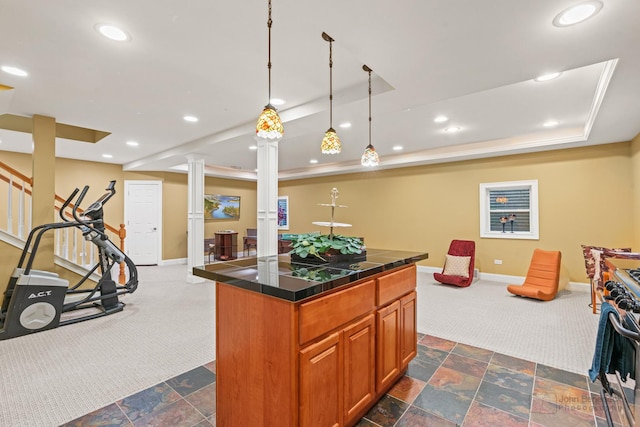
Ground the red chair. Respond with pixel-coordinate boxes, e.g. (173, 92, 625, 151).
(434, 240, 476, 287)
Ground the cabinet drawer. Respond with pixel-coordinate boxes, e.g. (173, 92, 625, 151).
(299, 280, 375, 345)
(377, 265, 416, 306)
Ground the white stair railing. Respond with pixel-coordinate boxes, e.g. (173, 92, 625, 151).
(1, 161, 127, 283)
(1, 164, 32, 239)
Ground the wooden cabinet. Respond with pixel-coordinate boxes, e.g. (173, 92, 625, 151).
(376, 300, 401, 392)
(215, 264, 417, 427)
(299, 314, 375, 427)
(299, 280, 375, 346)
(214, 231, 237, 260)
(300, 332, 343, 427)
(343, 314, 375, 425)
(400, 291, 417, 368)
(375, 268, 417, 393)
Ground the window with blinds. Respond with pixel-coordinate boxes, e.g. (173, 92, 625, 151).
(479, 180, 539, 240)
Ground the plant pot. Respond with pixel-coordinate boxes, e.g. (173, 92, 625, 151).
(291, 250, 367, 265)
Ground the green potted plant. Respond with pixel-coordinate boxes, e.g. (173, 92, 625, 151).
(289, 232, 366, 263)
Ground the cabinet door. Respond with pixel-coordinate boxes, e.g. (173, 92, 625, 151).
(300, 332, 343, 427)
(376, 300, 401, 392)
(400, 291, 417, 368)
(343, 314, 375, 425)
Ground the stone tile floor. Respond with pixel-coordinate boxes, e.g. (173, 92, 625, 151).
(62, 334, 625, 426)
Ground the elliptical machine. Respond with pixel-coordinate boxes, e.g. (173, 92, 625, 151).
(0, 180, 138, 340)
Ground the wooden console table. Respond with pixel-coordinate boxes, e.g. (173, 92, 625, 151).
(214, 231, 237, 260)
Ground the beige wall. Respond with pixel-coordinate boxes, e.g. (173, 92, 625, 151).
(631, 133, 640, 249)
(0, 152, 260, 262)
(2, 138, 640, 287)
(0, 152, 127, 228)
(280, 142, 634, 283)
(121, 171, 259, 259)
(203, 178, 257, 240)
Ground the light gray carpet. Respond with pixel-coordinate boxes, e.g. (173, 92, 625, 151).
(0, 264, 216, 427)
(0, 264, 600, 426)
(416, 270, 599, 376)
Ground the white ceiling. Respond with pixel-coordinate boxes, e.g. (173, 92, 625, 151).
(1, 0, 639, 181)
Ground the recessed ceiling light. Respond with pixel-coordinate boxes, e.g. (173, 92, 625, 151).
(270, 98, 286, 106)
(392, 145, 403, 151)
(96, 24, 131, 41)
(553, 1, 603, 27)
(102, 154, 113, 159)
(183, 115, 199, 122)
(534, 72, 562, 82)
(249, 145, 258, 150)
(339, 122, 351, 128)
(126, 140, 139, 146)
(434, 115, 448, 123)
(444, 126, 461, 133)
(543, 120, 560, 128)
(1, 65, 28, 77)
(309, 159, 318, 164)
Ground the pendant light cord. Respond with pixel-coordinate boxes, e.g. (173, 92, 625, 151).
(329, 39, 333, 128)
(267, 0, 273, 103)
(368, 68, 372, 146)
(363, 64, 373, 147)
(322, 32, 335, 129)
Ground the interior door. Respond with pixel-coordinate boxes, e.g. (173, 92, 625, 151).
(124, 180, 162, 265)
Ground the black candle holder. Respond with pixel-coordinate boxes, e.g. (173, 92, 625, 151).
(508, 214, 516, 233)
(500, 216, 508, 233)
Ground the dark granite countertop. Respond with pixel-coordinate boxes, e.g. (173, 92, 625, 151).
(192, 248, 428, 302)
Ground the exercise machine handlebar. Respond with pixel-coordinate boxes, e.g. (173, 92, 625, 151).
(59, 188, 80, 222)
(71, 186, 90, 225)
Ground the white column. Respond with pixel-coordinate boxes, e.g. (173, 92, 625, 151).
(257, 256, 280, 287)
(186, 154, 205, 283)
(256, 136, 280, 257)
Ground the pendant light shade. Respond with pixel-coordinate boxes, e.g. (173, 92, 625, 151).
(321, 32, 341, 154)
(361, 65, 379, 167)
(256, 0, 283, 140)
(361, 144, 379, 167)
(321, 128, 341, 154)
(256, 105, 284, 139)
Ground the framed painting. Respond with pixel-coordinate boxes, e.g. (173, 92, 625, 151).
(278, 196, 289, 230)
(204, 194, 240, 220)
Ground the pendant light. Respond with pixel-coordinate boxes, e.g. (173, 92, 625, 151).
(256, 0, 284, 139)
(320, 32, 341, 154)
(361, 65, 379, 167)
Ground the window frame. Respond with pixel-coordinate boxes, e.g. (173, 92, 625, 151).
(479, 179, 539, 240)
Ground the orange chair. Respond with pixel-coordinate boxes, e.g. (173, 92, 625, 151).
(507, 249, 561, 301)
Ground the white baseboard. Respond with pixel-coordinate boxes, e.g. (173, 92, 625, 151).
(417, 265, 589, 293)
(565, 282, 590, 292)
(158, 258, 187, 266)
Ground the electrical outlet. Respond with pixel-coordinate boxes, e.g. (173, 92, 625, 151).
(494, 259, 502, 265)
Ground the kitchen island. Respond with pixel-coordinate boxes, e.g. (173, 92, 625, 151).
(193, 248, 428, 427)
